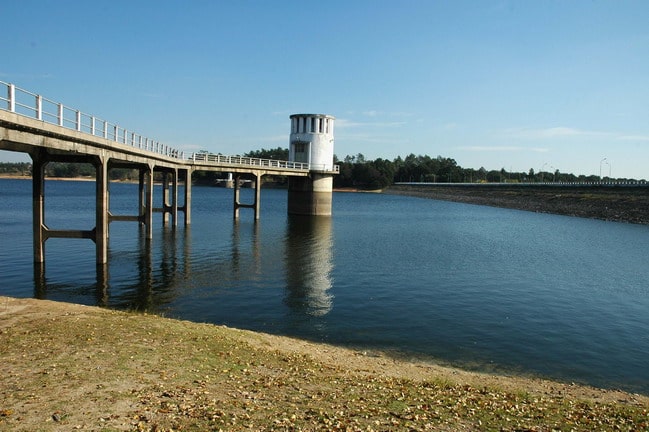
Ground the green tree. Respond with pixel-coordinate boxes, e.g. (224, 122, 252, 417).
(245, 147, 289, 160)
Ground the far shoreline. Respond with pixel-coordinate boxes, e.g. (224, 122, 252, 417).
(384, 183, 649, 225)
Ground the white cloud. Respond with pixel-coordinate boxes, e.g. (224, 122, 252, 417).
(617, 134, 649, 142)
(501, 127, 610, 139)
(458, 146, 549, 153)
(336, 118, 406, 128)
(499, 127, 649, 144)
(336, 132, 403, 144)
(335, 118, 364, 128)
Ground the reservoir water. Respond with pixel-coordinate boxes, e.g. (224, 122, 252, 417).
(1, 178, 648, 394)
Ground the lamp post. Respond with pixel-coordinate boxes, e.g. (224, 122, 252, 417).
(599, 158, 607, 181)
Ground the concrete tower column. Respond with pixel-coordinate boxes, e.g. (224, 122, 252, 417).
(287, 114, 336, 216)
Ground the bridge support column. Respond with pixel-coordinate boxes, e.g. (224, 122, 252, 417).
(138, 168, 146, 222)
(287, 173, 333, 216)
(31, 151, 47, 263)
(233, 172, 262, 220)
(94, 155, 109, 264)
(173, 169, 178, 226)
(182, 168, 192, 225)
(159, 169, 178, 227)
(143, 165, 154, 239)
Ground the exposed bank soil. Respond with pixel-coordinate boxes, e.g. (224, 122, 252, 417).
(385, 185, 649, 225)
(1, 297, 648, 431)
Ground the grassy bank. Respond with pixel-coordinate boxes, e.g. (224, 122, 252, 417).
(1, 296, 647, 431)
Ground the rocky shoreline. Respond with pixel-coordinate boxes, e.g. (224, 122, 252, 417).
(385, 184, 649, 225)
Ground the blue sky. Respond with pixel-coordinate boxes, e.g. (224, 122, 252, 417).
(2, 0, 648, 179)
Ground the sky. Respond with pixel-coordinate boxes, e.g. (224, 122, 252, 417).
(1, 0, 648, 179)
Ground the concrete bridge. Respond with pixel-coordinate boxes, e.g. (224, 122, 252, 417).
(0, 82, 338, 264)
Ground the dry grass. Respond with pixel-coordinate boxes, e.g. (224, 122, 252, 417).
(1, 296, 647, 431)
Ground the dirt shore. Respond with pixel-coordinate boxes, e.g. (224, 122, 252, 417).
(1, 296, 647, 431)
(385, 184, 649, 225)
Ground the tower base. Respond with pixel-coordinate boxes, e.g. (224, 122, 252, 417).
(288, 174, 333, 216)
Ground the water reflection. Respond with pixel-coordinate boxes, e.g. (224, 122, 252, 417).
(230, 220, 261, 277)
(126, 225, 193, 310)
(30, 224, 196, 310)
(284, 215, 334, 316)
(33, 261, 110, 306)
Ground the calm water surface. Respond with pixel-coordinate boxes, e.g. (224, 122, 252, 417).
(1, 178, 648, 394)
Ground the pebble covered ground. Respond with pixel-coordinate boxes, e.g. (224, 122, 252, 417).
(1, 296, 647, 431)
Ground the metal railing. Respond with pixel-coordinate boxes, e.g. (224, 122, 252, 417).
(0, 81, 339, 173)
(0, 81, 178, 157)
(187, 152, 339, 172)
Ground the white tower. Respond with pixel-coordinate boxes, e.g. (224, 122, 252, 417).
(289, 114, 335, 171)
(287, 114, 336, 216)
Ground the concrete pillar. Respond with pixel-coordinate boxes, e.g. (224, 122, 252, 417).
(183, 168, 192, 225)
(95, 155, 109, 264)
(144, 165, 154, 239)
(233, 173, 262, 220)
(138, 168, 146, 223)
(233, 174, 241, 219)
(287, 173, 333, 216)
(162, 171, 170, 226)
(225, 172, 234, 188)
(254, 172, 261, 220)
(31, 152, 46, 263)
(171, 168, 178, 227)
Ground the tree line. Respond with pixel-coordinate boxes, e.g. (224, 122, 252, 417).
(332, 153, 641, 190)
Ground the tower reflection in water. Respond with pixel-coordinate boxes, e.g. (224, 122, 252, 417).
(284, 215, 334, 316)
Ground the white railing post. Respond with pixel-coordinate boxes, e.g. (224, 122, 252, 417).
(58, 103, 64, 126)
(36, 95, 43, 120)
(103, 121, 108, 139)
(90, 117, 95, 135)
(8, 84, 15, 112)
(76, 110, 81, 131)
